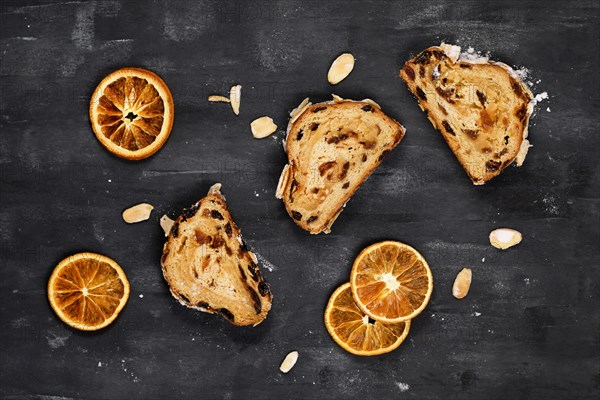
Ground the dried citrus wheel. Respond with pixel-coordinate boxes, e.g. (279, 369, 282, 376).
(47, 252, 130, 331)
(324, 283, 410, 356)
(89, 67, 174, 160)
(350, 241, 433, 323)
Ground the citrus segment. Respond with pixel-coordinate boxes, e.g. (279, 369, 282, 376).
(324, 283, 410, 356)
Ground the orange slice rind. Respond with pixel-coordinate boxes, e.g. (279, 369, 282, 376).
(324, 283, 410, 356)
(89, 67, 174, 160)
(47, 252, 130, 331)
(350, 241, 433, 323)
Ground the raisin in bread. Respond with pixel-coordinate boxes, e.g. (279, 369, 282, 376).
(276, 97, 405, 234)
(161, 183, 272, 326)
(400, 43, 534, 185)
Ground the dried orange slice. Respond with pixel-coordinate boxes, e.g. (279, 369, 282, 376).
(48, 252, 130, 331)
(324, 283, 410, 356)
(350, 241, 433, 323)
(89, 67, 174, 160)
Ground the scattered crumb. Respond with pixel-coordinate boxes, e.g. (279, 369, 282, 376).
(473, 312, 482, 317)
(482, 257, 486, 262)
(395, 382, 410, 392)
(98, 361, 102, 367)
(546, 107, 551, 112)
(524, 278, 530, 285)
(533, 92, 548, 104)
(139, 294, 144, 298)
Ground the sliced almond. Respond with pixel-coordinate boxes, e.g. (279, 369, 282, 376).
(362, 98, 381, 109)
(122, 203, 153, 224)
(275, 164, 290, 199)
(160, 215, 175, 236)
(250, 116, 278, 139)
(440, 42, 461, 63)
(452, 268, 472, 299)
(208, 95, 231, 103)
(328, 53, 355, 85)
(279, 351, 298, 373)
(229, 84, 242, 115)
(490, 228, 522, 249)
(515, 139, 532, 167)
(289, 97, 311, 125)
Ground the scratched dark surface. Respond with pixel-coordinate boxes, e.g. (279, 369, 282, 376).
(1, 1, 599, 399)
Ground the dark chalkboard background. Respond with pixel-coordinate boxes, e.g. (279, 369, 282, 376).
(1, 1, 599, 399)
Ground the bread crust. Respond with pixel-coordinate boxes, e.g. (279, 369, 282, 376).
(400, 44, 534, 184)
(161, 184, 272, 326)
(278, 99, 405, 234)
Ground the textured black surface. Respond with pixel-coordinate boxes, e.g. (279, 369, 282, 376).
(1, 1, 599, 399)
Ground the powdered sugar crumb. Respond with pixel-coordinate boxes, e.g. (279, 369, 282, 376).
(396, 382, 410, 392)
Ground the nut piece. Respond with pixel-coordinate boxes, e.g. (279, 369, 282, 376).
(279, 351, 298, 373)
(230, 84, 242, 115)
(250, 116, 278, 139)
(208, 95, 231, 103)
(328, 53, 355, 85)
(122, 203, 153, 224)
(275, 164, 290, 199)
(452, 268, 472, 299)
(160, 215, 175, 236)
(289, 97, 311, 125)
(489, 228, 522, 250)
(515, 139, 532, 167)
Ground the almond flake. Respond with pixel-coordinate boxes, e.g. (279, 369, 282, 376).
(289, 97, 311, 125)
(275, 164, 290, 199)
(208, 95, 231, 103)
(122, 203, 153, 224)
(452, 268, 472, 299)
(490, 228, 522, 249)
(279, 351, 298, 373)
(250, 116, 277, 139)
(230, 85, 242, 115)
(515, 139, 532, 167)
(160, 215, 175, 236)
(328, 53, 355, 85)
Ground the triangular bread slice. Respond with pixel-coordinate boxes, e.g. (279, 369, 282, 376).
(161, 183, 272, 326)
(276, 97, 405, 234)
(400, 43, 534, 185)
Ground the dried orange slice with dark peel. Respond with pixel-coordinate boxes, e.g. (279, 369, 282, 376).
(350, 241, 433, 323)
(89, 67, 174, 160)
(48, 252, 130, 331)
(324, 283, 410, 356)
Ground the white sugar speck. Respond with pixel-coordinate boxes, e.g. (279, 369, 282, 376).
(98, 361, 102, 367)
(473, 312, 482, 317)
(396, 382, 410, 392)
(546, 107, 551, 112)
(524, 278, 530, 285)
(482, 257, 486, 262)
(139, 294, 144, 298)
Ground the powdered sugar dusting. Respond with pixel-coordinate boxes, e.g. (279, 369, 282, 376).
(396, 382, 410, 392)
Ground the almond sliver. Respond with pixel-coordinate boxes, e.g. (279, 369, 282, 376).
(208, 95, 231, 103)
(452, 268, 472, 299)
(230, 85, 242, 115)
(123, 203, 153, 223)
(250, 116, 277, 139)
(160, 215, 175, 236)
(489, 228, 522, 249)
(328, 53, 355, 85)
(279, 351, 298, 373)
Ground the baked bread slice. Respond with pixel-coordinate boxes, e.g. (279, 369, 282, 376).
(161, 183, 272, 326)
(400, 43, 534, 185)
(276, 96, 405, 234)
